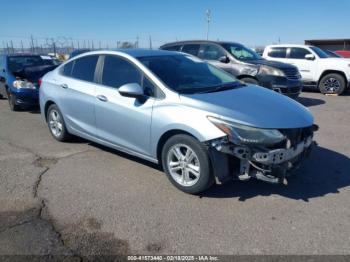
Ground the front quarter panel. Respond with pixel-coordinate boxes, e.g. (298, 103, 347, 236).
(150, 98, 226, 157)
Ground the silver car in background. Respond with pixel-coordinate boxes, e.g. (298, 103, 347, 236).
(40, 49, 317, 194)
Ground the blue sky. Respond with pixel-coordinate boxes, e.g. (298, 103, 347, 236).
(2, 0, 350, 48)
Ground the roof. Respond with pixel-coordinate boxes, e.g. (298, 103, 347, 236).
(160, 40, 241, 47)
(265, 44, 314, 48)
(112, 48, 179, 57)
(305, 39, 350, 45)
(74, 48, 182, 59)
(3, 53, 42, 57)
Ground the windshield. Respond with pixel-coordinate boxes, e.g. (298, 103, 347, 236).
(138, 55, 240, 94)
(222, 43, 262, 61)
(309, 47, 329, 58)
(323, 49, 341, 58)
(7, 56, 55, 72)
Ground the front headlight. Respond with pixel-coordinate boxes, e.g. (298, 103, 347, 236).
(259, 65, 285, 77)
(13, 80, 36, 89)
(208, 116, 285, 145)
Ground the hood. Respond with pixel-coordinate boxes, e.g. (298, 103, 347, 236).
(247, 59, 297, 69)
(12, 65, 57, 83)
(180, 85, 313, 129)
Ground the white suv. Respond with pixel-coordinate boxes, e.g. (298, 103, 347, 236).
(263, 44, 350, 95)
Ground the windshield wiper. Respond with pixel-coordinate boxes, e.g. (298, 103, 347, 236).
(198, 82, 246, 94)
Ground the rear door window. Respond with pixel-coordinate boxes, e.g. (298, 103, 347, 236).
(181, 44, 200, 56)
(71, 55, 99, 82)
(289, 48, 311, 59)
(268, 47, 287, 58)
(61, 61, 74, 77)
(162, 45, 182, 51)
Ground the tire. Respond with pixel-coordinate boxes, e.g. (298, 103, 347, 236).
(161, 134, 214, 194)
(319, 73, 346, 95)
(47, 104, 71, 142)
(7, 90, 20, 111)
(240, 77, 259, 85)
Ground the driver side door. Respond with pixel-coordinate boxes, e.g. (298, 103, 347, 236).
(94, 55, 155, 156)
(198, 44, 234, 74)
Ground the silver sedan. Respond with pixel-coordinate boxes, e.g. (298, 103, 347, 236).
(40, 49, 316, 194)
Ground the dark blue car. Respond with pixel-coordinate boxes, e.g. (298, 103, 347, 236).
(0, 54, 57, 111)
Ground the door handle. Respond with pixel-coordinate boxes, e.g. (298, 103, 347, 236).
(60, 83, 68, 89)
(96, 95, 108, 102)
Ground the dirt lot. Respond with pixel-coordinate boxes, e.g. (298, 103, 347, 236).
(0, 92, 349, 258)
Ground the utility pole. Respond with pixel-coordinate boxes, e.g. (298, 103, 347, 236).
(136, 35, 139, 48)
(30, 35, 35, 53)
(21, 40, 24, 53)
(99, 41, 101, 50)
(149, 35, 152, 49)
(10, 40, 14, 53)
(206, 9, 211, 40)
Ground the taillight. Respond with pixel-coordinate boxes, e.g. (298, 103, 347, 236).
(38, 78, 42, 88)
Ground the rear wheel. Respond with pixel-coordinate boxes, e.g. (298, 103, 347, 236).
(319, 73, 346, 95)
(47, 104, 71, 142)
(7, 90, 20, 111)
(161, 134, 214, 194)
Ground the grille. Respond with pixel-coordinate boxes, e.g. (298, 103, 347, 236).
(279, 127, 313, 147)
(281, 67, 301, 80)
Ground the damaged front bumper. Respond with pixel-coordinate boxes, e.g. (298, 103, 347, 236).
(207, 128, 316, 185)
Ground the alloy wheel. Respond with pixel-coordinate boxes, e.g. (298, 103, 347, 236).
(167, 144, 201, 187)
(323, 77, 341, 93)
(49, 109, 63, 138)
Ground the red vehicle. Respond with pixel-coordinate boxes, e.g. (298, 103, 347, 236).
(335, 50, 350, 58)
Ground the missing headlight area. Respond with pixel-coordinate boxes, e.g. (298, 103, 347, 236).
(207, 125, 317, 185)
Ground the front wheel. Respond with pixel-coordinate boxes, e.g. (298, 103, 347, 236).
(161, 134, 214, 194)
(319, 73, 346, 95)
(47, 104, 71, 142)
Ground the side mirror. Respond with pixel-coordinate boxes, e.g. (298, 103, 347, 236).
(305, 54, 315, 60)
(218, 56, 230, 63)
(118, 83, 144, 98)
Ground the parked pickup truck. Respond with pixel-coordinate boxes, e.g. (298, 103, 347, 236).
(263, 44, 350, 95)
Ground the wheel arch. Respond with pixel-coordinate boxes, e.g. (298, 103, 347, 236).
(236, 74, 259, 81)
(44, 100, 56, 122)
(318, 70, 347, 87)
(156, 129, 198, 164)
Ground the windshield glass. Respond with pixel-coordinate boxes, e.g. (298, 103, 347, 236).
(222, 43, 262, 61)
(138, 55, 240, 94)
(309, 47, 329, 58)
(7, 56, 55, 72)
(323, 49, 341, 58)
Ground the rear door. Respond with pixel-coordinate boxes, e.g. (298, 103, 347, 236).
(94, 54, 155, 156)
(265, 47, 288, 63)
(55, 55, 99, 137)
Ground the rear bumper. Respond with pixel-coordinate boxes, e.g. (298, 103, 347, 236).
(10, 88, 39, 106)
